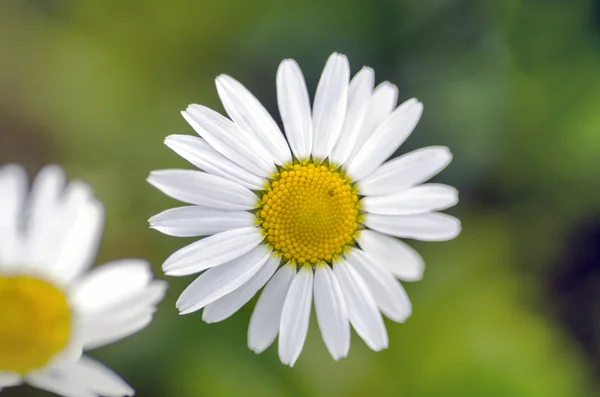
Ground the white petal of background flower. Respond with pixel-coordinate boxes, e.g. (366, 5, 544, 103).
(362, 183, 459, 216)
(165, 134, 265, 190)
(55, 356, 134, 397)
(49, 183, 105, 285)
(27, 370, 95, 397)
(176, 245, 272, 314)
(13, 170, 104, 286)
(24, 165, 67, 273)
(359, 146, 453, 196)
(347, 81, 398, 164)
(365, 212, 462, 241)
(82, 313, 155, 351)
(148, 169, 258, 210)
(248, 264, 295, 354)
(182, 105, 275, 176)
(345, 248, 411, 322)
(71, 259, 155, 313)
(79, 282, 167, 350)
(276, 59, 313, 159)
(333, 260, 388, 351)
(216, 74, 292, 165)
(149, 206, 255, 237)
(71, 260, 167, 350)
(0, 164, 27, 265)
(202, 254, 280, 323)
(349, 98, 423, 180)
(314, 265, 350, 360)
(329, 66, 374, 165)
(162, 227, 264, 276)
(27, 165, 66, 229)
(279, 266, 313, 367)
(0, 372, 22, 388)
(357, 229, 425, 281)
(311, 52, 350, 160)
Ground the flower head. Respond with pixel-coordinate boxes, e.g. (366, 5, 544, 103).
(0, 164, 166, 395)
(149, 53, 460, 366)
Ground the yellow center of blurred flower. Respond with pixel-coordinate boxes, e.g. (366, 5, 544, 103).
(257, 161, 361, 264)
(0, 275, 71, 374)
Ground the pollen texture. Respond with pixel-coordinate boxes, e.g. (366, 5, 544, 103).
(257, 161, 361, 264)
(0, 275, 71, 374)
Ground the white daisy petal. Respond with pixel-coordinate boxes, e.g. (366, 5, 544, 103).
(329, 67, 375, 165)
(165, 134, 265, 190)
(176, 245, 272, 315)
(333, 260, 388, 351)
(71, 259, 155, 313)
(311, 53, 350, 160)
(76, 272, 166, 350)
(0, 164, 27, 265)
(25, 177, 105, 284)
(277, 59, 313, 159)
(0, 372, 22, 387)
(27, 165, 66, 228)
(147, 169, 258, 210)
(248, 263, 295, 353)
(348, 98, 424, 181)
(117, 282, 167, 315)
(27, 370, 95, 397)
(58, 356, 134, 397)
(365, 212, 461, 242)
(183, 105, 275, 177)
(203, 254, 280, 323)
(24, 165, 66, 271)
(50, 187, 105, 285)
(149, 206, 254, 237)
(347, 82, 398, 164)
(359, 146, 453, 196)
(357, 229, 424, 281)
(314, 265, 350, 360)
(79, 281, 167, 349)
(362, 183, 459, 216)
(82, 311, 155, 350)
(216, 74, 292, 165)
(162, 227, 264, 276)
(279, 266, 313, 367)
(345, 248, 411, 322)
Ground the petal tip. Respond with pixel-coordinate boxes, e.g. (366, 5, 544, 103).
(249, 343, 268, 355)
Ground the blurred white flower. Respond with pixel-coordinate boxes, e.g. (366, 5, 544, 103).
(0, 164, 166, 396)
(149, 52, 460, 366)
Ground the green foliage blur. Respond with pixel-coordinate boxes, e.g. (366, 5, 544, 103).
(2, 0, 600, 396)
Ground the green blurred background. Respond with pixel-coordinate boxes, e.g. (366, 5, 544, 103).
(2, 0, 600, 396)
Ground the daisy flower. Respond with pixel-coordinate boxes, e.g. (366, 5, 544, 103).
(149, 52, 460, 366)
(0, 164, 166, 396)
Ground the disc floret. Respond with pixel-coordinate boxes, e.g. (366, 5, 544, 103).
(256, 160, 362, 265)
(0, 275, 71, 373)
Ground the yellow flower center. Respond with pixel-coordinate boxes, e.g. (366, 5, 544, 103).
(0, 275, 71, 374)
(257, 161, 361, 264)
